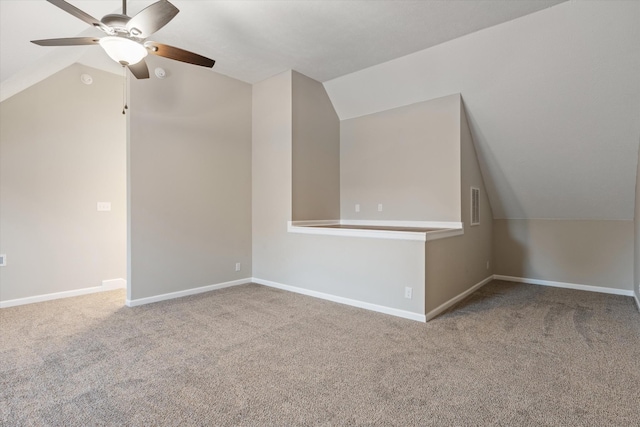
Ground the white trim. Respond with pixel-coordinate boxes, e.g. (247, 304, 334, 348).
(101, 278, 127, 290)
(1, 278, 127, 308)
(289, 220, 340, 227)
(253, 277, 426, 322)
(340, 220, 463, 229)
(425, 227, 464, 241)
(635, 294, 640, 312)
(288, 222, 427, 241)
(426, 275, 493, 321)
(125, 278, 251, 307)
(493, 217, 633, 221)
(493, 275, 635, 297)
(287, 220, 463, 242)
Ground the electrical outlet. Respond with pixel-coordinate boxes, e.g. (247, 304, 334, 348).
(0, 254, 6, 266)
(404, 287, 412, 299)
(486, 261, 490, 270)
(235, 262, 241, 272)
(378, 204, 383, 212)
(355, 204, 360, 213)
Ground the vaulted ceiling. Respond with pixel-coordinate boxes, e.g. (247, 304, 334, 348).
(1, 0, 563, 99)
(1, 0, 638, 222)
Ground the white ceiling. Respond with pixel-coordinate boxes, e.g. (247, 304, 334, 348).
(1, 0, 564, 100)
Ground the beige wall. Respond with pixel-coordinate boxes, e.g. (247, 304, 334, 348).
(0, 64, 126, 302)
(128, 58, 252, 301)
(292, 71, 340, 221)
(253, 71, 426, 315)
(635, 143, 640, 301)
(252, 70, 293, 279)
(425, 97, 493, 313)
(340, 95, 461, 221)
(494, 219, 633, 291)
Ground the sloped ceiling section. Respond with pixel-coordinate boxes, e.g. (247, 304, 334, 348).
(324, 1, 640, 221)
(160, 0, 564, 83)
(0, 1, 126, 101)
(1, 0, 563, 101)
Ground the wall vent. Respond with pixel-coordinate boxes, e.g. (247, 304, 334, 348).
(471, 187, 480, 226)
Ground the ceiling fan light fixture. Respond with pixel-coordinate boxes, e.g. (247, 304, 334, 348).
(99, 36, 148, 65)
(32, 0, 215, 79)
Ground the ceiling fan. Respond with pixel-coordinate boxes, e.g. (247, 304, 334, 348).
(31, 0, 215, 79)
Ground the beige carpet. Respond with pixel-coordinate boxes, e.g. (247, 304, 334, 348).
(1, 280, 639, 426)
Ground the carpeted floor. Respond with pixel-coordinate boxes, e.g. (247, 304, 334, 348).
(1, 280, 639, 426)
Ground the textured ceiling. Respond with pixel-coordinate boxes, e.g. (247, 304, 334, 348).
(1, 0, 564, 100)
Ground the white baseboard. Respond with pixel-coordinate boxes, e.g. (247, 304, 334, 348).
(635, 294, 640, 312)
(125, 278, 251, 307)
(426, 275, 494, 321)
(0, 278, 127, 309)
(102, 278, 127, 290)
(493, 275, 635, 297)
(252, 277, 426, 322)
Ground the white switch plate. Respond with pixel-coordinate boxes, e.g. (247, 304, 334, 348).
(355, 204, 360, 213)
(404, 287, 412, 299)
(235, 262, 241, 272)
(378, 204, 383, 212)
(97, 202, 111, 211)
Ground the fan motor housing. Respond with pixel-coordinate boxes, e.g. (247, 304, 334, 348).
(101, 14, 131, 33)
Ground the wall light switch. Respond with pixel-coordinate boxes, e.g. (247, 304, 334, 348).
(378, 204, 383, 212)
(97, 202, 111, 212)
(355, 204, 360, 213)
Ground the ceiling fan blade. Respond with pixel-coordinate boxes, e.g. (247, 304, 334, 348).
(46, 0, 103, 29)
(126, 0, 179, 38)
(127, 60, 150, 79)
(31, 37, 100, 46)
(145, 42, 215, 68)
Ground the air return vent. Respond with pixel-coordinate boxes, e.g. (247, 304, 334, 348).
(471, 187, 480, 226)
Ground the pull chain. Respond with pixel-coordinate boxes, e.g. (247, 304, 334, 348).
(122, 65, 128, 115)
